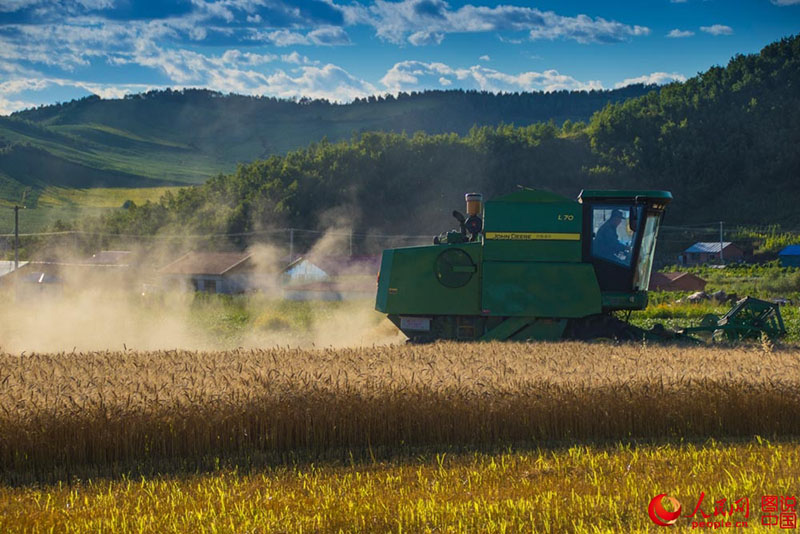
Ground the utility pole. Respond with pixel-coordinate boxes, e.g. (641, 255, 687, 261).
(719, 221, 724, 263)
(13, 205, 19, 270)
(288, 228, 294, 264)
(349, 229, 353, 257)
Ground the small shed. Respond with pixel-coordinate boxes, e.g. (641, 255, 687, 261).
(282, 256, 380, 283)
(680, 242, 745, 265)
(778, 245, 800, 267)
(283, 258, 331, 284)
(159, 251, 255, 294)
(281, 256, 380, 301)
(649, 271, 707, 292)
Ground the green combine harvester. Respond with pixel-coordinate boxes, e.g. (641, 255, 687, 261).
(375, 188, 785, 342)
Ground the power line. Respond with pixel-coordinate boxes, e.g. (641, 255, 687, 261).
(0, 227, 434, 240)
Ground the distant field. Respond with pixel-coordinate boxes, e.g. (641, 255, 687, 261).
(2, 441, 798, 533)
(0, 204, 109, 233)
(37, 185, 183, 208)
(0, 186, 183, 232)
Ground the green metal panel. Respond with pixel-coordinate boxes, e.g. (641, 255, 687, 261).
(377, 242, 482, 315)
(579, 190, 673, 202)
(601, 291, 648, 311)
(491, 189, 572, 203)
(375, 249, 394, 312)
(481, 262, 601, 317)
(511, 319, 567, 341)
(479, 316, 533, 341)
(483, 199, 583, 262)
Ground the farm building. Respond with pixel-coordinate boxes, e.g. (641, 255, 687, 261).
(283, 257, 330, 283)
(282, 256, 380, 300)
(282, 256, 380, 283)
(679, 242, 745, 265)
(1, 252, 133, 293)
(649, 271, 707, 292)
(159, 251, 268, 294)
(778, 245, 800, 267)
(0, 260, 28, 282)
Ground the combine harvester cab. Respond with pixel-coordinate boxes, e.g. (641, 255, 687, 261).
(375, 188, 674, 342)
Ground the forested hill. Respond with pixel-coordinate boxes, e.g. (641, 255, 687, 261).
(0, 85, 651, 204)
(93, 34, 800, 238)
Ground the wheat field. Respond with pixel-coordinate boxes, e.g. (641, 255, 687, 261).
(2, 341, 799, 483)
(2, 441, 799, 533)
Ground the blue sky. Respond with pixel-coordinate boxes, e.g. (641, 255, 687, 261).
(0, 0, 798, 114)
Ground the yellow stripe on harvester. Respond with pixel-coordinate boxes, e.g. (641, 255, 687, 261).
(485, 232, 581, 241)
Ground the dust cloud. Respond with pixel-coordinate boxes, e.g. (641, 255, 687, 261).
(0, 229, 404, 354)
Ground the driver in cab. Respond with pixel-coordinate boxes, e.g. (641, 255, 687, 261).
(595, 209, 630, 262)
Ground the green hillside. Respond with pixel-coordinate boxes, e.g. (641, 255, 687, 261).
(84, 34, 800, 243)
(0, 86, 651, 205)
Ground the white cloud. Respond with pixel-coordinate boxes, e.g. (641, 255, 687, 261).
(700, 24, 733, 36)
(381, 60, 602, 93)
(614, 72, 686, 88)
(666, 29, 694, 38)
(407, 31, 445, 45)
(479, 54, 490, 61)
(221, 50, 277, 66)
(771, 0, 800, 4)
(339, 0, 650, 45)
(257, 27, 351, 47)
(526, 14, 650, 43)
(670, 0, 688, 3)
(308, 26, 351, 46)
(260, 29, 311, 46)
(0, 0, 38, 12)
(263, 64, 377, 102)
(281, 51, 319, 65)
(0, 94, 37, 115)
(438, 76, 452, 86)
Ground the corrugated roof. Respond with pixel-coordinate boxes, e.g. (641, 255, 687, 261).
(779, 245, 800, 256)
(684, 242, 735, 253)
(159, 252, 251, 276)
(656, 272, 682, 281)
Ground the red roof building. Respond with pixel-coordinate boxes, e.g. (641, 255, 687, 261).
(649, 271, 707, 292)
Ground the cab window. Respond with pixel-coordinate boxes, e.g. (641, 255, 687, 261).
(591, 205, 637, 266)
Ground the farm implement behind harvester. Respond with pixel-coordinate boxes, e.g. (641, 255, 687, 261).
(655, 296, 787, 343)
